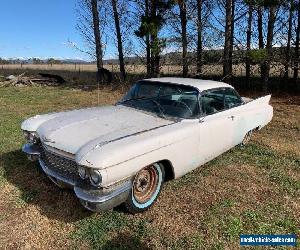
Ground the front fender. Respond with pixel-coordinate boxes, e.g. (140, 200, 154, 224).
(76, 121, 197, 170)
(76, 126, 184, 169)
(76, 121, 200, 186)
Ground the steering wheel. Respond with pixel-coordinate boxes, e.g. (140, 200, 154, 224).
(150, 99, 165, 116)
(172, 100, 193, 115)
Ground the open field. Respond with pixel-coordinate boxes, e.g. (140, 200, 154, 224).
(0, 63, 293, 78)
(0, 86, 299, 249)
(1, 64, 298, 95)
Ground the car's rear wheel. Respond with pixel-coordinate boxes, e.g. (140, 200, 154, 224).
(125, 163, 164, 214)
(241, 130, 253, 146)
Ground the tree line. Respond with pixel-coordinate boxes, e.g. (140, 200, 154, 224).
(77, 0, 300, 91)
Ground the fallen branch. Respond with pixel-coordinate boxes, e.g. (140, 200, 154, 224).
(0, 72, 66, 87)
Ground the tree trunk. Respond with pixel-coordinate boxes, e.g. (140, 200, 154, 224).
(146, 34, 151, 76)
(246, 3, 253, 86)
(262, 6, 276, 92)
(293, 2, 300, 83)
(111, 0, 126, 80)
(179, 0, 188, 77)
(150, 0, 159, 77)
(229, 0, 234, 76)
(257, 5, 266, 85)
(223, 0, 233, 81)
(257, 6, 264, 49)
(284, 3, 293, 82)
(196, 0, 203, 75)
(145, 0, 151, 76)
(91, 0, 104, 83)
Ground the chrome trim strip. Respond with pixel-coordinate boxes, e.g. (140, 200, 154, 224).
(74, 180, 132, 203)
(39, 159, 76, 186)
(90, 122, 177, 151)
(42, 144, 75, 160)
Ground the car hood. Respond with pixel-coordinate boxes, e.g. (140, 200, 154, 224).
(36, 105, 174, 155)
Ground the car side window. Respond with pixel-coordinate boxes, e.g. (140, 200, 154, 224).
(224, 88, 243, 109)
(201, 89, 225, 115)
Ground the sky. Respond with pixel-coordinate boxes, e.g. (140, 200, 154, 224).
(0, 1, 280, 61)
(0, 0, 113, 61)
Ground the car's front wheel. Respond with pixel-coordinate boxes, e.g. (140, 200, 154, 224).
(125, 163, 165, 214)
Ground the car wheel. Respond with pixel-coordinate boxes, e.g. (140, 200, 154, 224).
(241, 130, 253, 146)
(125, 163, 165, 214)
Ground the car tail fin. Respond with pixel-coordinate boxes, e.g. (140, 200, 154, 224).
(244, 95, 272, 108)
(260, 94, 271, 104)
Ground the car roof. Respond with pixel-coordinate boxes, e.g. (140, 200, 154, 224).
(144, 77, 234, 92)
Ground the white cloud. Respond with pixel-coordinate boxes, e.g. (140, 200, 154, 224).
(62, 40, 78, 48)
(162, 45, 178, 55)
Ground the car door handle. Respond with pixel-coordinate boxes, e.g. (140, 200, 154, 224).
(228, 116, 235, 120)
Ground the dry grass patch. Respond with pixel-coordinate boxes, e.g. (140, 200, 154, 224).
(255, 96, 300, 157)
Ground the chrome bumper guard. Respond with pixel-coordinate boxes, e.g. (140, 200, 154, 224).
(22, 143, 131, 211)
(22, 143, 41, 161)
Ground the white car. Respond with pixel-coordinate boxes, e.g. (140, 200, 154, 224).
(21, 77, 273, 213)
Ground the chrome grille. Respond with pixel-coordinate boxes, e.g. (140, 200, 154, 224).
(40, 147, 79, 183)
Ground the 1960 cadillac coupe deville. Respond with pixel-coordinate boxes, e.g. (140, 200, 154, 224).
(22, 78, 273, 213)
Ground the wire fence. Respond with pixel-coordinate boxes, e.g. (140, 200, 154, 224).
(0, 62, 294, 78)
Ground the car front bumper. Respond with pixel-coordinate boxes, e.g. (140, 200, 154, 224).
(22, 143, 131, 212)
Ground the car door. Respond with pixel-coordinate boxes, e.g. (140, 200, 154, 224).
(198, 88, 236, 164)
(223, 88, 246, 146)
(223, 90, 273, 146)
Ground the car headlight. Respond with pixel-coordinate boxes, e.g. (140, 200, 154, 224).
(89, 169, 102, 187)
(78, 166, 88, 179)
(23, 130, 40, 144)
(29, 133, 39, 144)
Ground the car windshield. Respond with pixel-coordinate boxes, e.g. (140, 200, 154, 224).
(118, 81, 200, 119)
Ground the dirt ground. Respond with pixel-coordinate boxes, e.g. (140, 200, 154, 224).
(0, 86, 299, 249)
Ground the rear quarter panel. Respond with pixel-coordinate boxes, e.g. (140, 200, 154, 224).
(232, 95, 273, 144)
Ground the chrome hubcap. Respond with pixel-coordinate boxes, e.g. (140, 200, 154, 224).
(133, 165, 158, 203)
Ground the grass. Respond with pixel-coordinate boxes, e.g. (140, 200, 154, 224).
(72, 212, 130, 249)
(0, 86, 299, 249)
